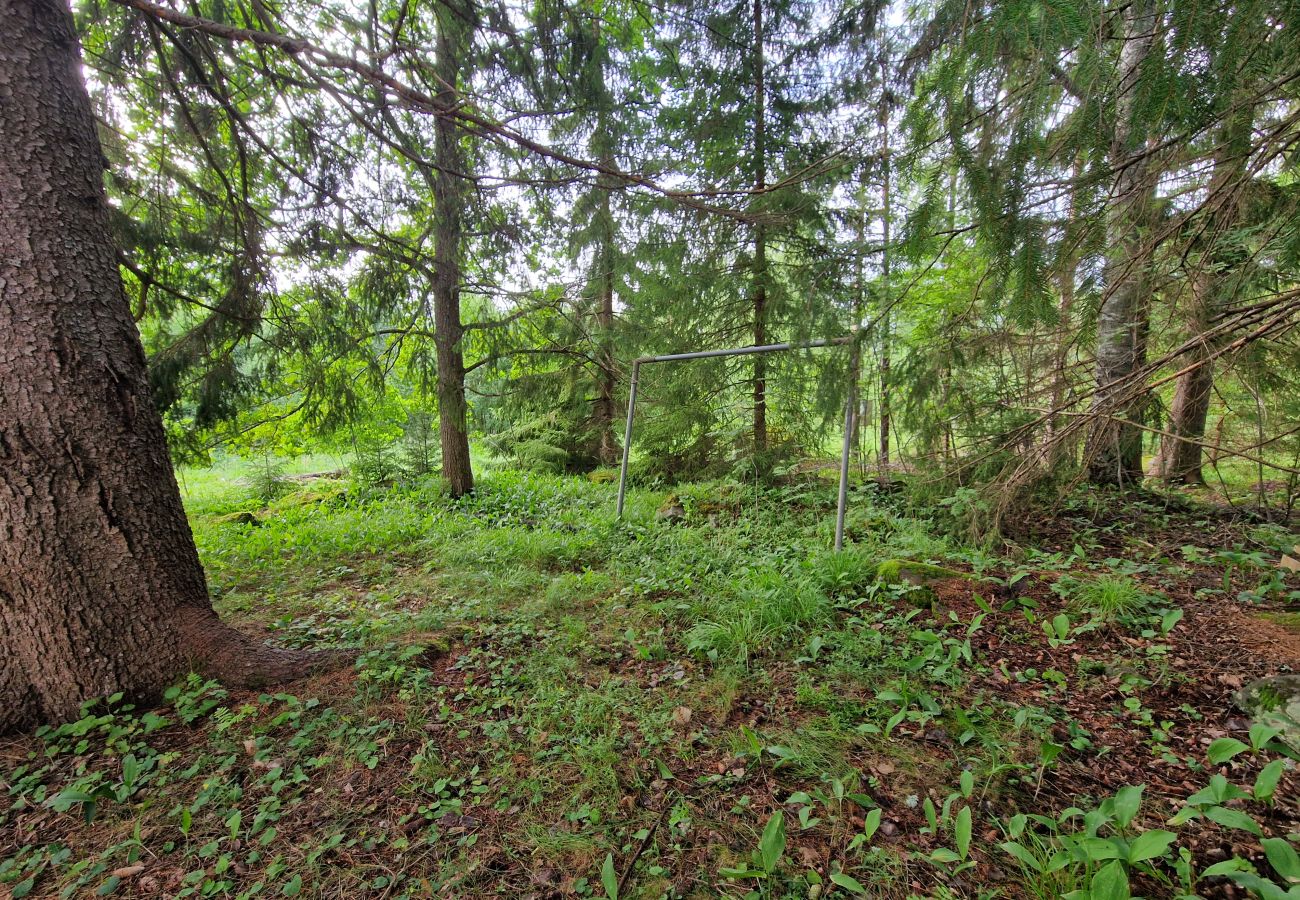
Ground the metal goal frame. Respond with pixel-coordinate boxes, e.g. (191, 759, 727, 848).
(615, 335, 863, 550)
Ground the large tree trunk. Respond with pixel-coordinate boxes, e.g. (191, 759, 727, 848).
(0, 0, 323, 734)
(1083, 0, 1160, 486)
(432, 0, 474, 497)
(751, 0, 769, 456)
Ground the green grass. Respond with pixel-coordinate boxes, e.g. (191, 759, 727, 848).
(1, 458, 1297, 898)
(1070, 574, 1151, 621)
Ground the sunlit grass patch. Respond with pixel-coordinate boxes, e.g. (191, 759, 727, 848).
(9, 464, 1299, 899)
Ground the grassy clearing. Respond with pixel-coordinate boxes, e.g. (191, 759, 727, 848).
(2, 463, 1299, 898)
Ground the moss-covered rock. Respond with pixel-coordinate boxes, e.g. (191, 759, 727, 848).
(214, 510, 261, 527)
(271, 484, 348, 511)
(873, 559, 965, 586)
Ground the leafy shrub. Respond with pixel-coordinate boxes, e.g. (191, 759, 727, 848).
(515, 439, 569, 474)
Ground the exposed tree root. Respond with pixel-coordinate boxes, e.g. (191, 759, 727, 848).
(175, 606, 356, 689)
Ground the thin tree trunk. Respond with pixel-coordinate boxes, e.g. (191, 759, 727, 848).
(1084, 0, 1160, 486)
(1150, 107, 1252, 484)
(879, 85, 892, 472)
(850, 166, 868, 455)
(591, 41, 619, 466)
(1151, 337, 1214, 483)
(1045, 154, 1084, 463)
(0, 0, 328, 734)
(594, 173, 618, 465)
(751, 0, 769, 456)
(433, 0, 474, 497)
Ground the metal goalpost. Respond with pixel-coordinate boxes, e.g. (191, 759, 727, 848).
(615, 333, 864, 550)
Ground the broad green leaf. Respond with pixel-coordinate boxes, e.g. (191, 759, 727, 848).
(1111, 785, 1143, 828)
(1072, 836, 1124, 862)
(48, 789, 97, 811)
(955, 805, 972, 860)
(759, 811, 786, 873)
(1008, 813, 1027, 838)
(923, 797, 938, 831)
(1255, 759, 1285, 802)
(601, 852, 618, 900)
(1127, 829, 1176, 864)
(1208, 738, 1251, 765)
(1204, 805, 1262, 836)
(718, 867, 766, 879)
(766, 746, 796, 765)
(1047, 850, 1073, 873)
(1222, 871, 1292, 900)
(1160, 608, 1183, 634)
(862, 808, 882, 842)
(121, 754, 141, 790)
(1249, 723, 1282, 752)
(1089, 860, 1131, 900)
(1201, 858, 1253, 877)
(1262, 837, 1300, 882)
(999, 841, 1044, 873)
(829, 871, 868, 894)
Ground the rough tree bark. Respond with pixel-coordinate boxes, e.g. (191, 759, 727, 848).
(1045, 154, 1084, 460)
(1150, 329, 1214, 483)
(750, 0, 769, 456)
(1149, 108, 1252, 484)
(0, 0, 332, 734)
(432, 0, 475, 497)
(1083, 0, 1160, 486)
(590, 29, 620, 467)
(593, 164, 619, 466)
(879, 89, 892, 472)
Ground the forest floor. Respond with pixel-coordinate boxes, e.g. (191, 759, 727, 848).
(2, 464, 1300, 899)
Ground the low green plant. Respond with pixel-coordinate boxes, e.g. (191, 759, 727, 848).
(719, 810, 787, 886)
(918, 770, 977, 873)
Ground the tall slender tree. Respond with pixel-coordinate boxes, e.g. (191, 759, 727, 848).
(750, 0, 770, 453)
(1082, 0, 1162, 485)
(432, 0, 476, 496)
